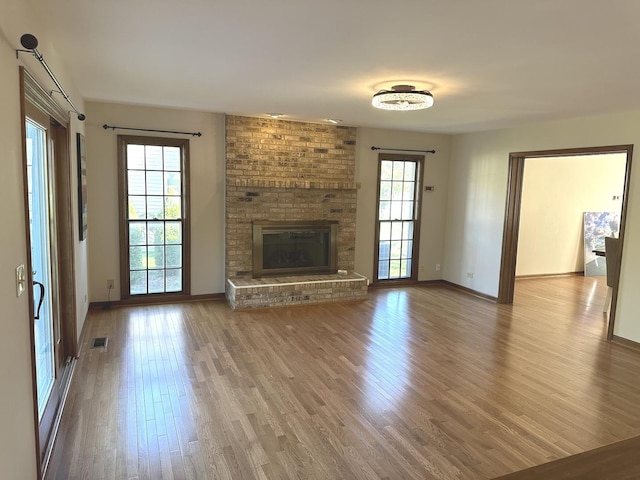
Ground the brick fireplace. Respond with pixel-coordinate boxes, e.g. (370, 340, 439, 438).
(225, 115, 368, 309)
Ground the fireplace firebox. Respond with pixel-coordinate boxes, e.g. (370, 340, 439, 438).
(252, 221, 338, 277)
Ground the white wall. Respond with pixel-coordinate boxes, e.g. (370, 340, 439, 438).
(446, 111, 640, 342)
(0, 1, 88, 477)
(516, 154, 627, 276)
(86, 102, 225, 301)
(355, 128, 451, 281)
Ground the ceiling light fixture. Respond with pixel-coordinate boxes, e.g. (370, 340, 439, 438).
(266, 113, 283, 118)
(372, 84, 434, 111)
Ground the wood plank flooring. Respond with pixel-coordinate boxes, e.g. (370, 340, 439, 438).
(46, 276, 640, 479)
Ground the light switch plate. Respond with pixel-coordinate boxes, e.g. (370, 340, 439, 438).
(16, 264, 25, 297)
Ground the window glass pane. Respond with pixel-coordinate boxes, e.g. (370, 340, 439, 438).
(165, 172, 181, 195)
(165, 222, 182, 244)
(402, 221, 414, 240)
(391, 182, 403, 201)
(379, 181, 392, 201)
(164, 197, 181, 219)
(148, 270, 164, 294)
(166, 269, 182, 292)
(128, 171, 145, 195)
(391, 222, 403, 241)
(145, 146, 163, 170)
(401, 201, 413, 220)
(147, 222, 165, 245)
(390, 240, 401, 260)
(379, 201, 391, 221)
(129, 222, 146, 246)
(403, 182, 415, 201)
(400, 260, 410, 278)
(404, 162, 416, 181)
(147, 246, 164, 269)
(164, 147, 181, 171)
(390, 201, 402, 220)
(392, 162, 404, 181)
(379, 241, 390, 261)
(379, 222, 391, 241)
(127, 145, 145, 169)
(146, 171, 163, 195)
(147, 197, 164, 219)
(130, 271, 147, 295)
(389, 260, 401, 279)
(166, 245, 182, 268)
(378, 261, 389, 280)
(402, 240, 413, 259)
(128, 196, 146, 219)
(130, 246, 147, 270)
(380, 161, 393, 180)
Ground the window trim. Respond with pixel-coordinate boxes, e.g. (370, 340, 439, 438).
(117, 135, 191, 301)
(372, 153, 424, 285)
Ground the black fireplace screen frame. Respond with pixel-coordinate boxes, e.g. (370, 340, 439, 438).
(252, 220, 338, 277)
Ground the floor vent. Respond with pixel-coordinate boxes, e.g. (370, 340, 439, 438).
(91, 337, 108, 349)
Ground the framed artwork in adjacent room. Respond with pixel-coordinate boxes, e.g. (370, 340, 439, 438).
(77, 132, 88, 240)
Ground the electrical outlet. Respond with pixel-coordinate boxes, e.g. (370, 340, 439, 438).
(466, 272, 474, 279)
(107, 279, 114, 290)
(435, 263, 441, 271)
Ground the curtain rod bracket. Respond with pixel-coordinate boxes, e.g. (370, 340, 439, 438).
(371, 146, 436, 154)
(103, 124, 203, 137)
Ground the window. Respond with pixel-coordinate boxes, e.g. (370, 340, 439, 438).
(118, 136, 190, 299)
(374, 154, 424, 282)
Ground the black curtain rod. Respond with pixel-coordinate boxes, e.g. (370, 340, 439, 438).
(16, 33, 85, 121)
(371, 146, 436, 154)
(103, 124, 203, 137)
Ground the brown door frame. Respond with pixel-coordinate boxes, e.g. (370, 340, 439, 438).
(20, 67, 78, 478)
(497, 145, 633, 340)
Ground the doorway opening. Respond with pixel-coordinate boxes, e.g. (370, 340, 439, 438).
(498, 145, 633, 340)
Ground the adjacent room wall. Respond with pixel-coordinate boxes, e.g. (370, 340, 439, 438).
(0, 1, 87, 476)
(516, 153, 627, 276)
(446, 111, 640, 342)
(355, 128, 452, 281)
(85, 102, 225, 301)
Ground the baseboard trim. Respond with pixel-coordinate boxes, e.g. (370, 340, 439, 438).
(442, 281, 498, 302)
(90, 292, 226, 310)
(516, 271, 584, 280)
(611, 335, 640, 351)
(369, 279, 446, 290)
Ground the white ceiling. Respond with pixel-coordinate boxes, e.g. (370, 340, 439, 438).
(35, 0, 640, 133)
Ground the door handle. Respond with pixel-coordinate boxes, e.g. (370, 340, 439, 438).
(33, 281, 45, 320)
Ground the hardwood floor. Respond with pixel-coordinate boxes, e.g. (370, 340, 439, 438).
(46, 276, 640, 479)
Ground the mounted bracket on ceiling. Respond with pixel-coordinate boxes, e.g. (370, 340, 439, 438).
(16, 33, 86, 121)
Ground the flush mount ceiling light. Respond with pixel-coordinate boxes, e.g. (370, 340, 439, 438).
(372, 84, 434, 111)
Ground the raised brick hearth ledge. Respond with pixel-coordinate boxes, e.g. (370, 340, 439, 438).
(226, 273, 369, 310)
